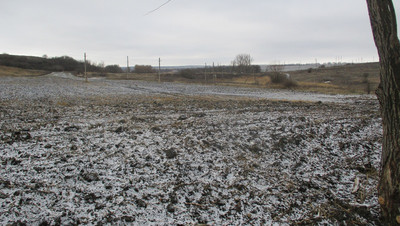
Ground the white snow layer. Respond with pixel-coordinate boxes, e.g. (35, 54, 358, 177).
(0, 73, 382, 225)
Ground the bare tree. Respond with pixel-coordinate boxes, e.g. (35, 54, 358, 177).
(268, 64, 284, 73)
(232, 54, 253, 73)
(366, 0, 400, 224)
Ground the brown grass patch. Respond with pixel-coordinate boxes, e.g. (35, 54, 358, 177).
(0, 66, 48, 77)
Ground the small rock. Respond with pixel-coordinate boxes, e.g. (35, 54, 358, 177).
(115, 126, 125, 133)
(39, 220, 50, 226)
(169, 193, 178, 204)
(164, 148, 178, 159)
(121, 216, 135, 222)
(0, 191, 9, 199)
(233, 184, 247, 191)
(178, 115, 188, 120)
(80, 171, 100, 182)
(194, 112, 206, 118)
(95, 203, 106, 210)
(167, 204, 175, 213)
(135, 198, 147, 208)
(84, 193, 100, 204)
(11, 131, 31, 142)
(249, 144, 263, 154)
(151, 126, 162, 132)
(10, 220, 27, 226)
(9, 157, 22, 165)
(14, 190, 23, 196)
(64, 125, 80, 132)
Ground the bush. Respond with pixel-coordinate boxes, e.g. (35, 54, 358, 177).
(270, 73, 287, 84)
(283, 79, 298, 88)
(134, 65, 154, 73)
(104, 65, 123, 73)
(269, 72, 298, 88)
(179, 69, 196, 79)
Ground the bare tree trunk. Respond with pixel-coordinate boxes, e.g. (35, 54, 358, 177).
(366, 0, 400, 224)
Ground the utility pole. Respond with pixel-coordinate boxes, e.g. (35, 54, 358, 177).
(84, 52, 87, 83)
(158, 58, 161, 83)
(204, 63, 207, 83)
(213, 62, 216, 84)
(127, 56, 129, 79)
(126, 56, 130, 73)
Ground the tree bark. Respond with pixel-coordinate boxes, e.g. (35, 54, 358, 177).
(366, 0, 400, 224)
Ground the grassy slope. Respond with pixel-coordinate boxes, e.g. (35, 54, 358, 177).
(289, 62, 380, 94)
(211, 63, 380, 94)
(0, 65, 48, 77)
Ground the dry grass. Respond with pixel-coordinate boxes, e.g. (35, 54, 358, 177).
(0, 66, 48, 77)
(287, 82, 351, 94)
(290, 63, 380, 94)
(232, 75, 271, 86)
(216, 63, 380, 94)
(105, 72, 159, 81)
(214, 75, 271, 88)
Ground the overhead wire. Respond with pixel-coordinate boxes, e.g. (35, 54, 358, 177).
(144, 0, 174, 16)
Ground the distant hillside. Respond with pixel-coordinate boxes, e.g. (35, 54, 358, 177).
(0, 54, 84, 72)
(289, 62, 380, 94)
(0, 65, 47, 77)
(290, 62, 379, 83)
(0, 54, 122, 73)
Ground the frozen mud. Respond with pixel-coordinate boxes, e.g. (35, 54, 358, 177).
(0, 73, 382, 225)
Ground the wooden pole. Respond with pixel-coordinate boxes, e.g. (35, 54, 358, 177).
(158, 58, 161, 83)
(204, 63, 207, 83)
(127, 56, 129, 79)
(213, 62, 216, 84)
(127, 56, 130, 72)
(84, 52, 87, 82)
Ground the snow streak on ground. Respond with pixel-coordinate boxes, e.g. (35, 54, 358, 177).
(0, 73, 382, 225)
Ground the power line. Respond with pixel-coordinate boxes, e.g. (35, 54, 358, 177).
(144, 0, 173, 16)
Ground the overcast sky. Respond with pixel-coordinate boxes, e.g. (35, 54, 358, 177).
(1, 0, 400, 66)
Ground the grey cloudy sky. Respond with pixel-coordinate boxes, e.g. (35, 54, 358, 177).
(1, 0, 400, 66)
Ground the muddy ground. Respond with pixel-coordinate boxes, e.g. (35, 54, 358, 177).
(0, 73, 383, 225)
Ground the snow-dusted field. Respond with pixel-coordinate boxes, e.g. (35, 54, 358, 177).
(0, 73, 382, 225)
(0, 72, 375, 103)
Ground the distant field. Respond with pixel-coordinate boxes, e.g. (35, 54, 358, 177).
(0, 65, 48, 77)
(104, 63, 380, 95)
(214, 63, 380, 94)
(0, 63, 380, 94)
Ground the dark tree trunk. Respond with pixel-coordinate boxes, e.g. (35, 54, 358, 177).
(366, 0, 400, 224)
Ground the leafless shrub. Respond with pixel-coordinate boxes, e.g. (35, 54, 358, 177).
(270, 73, 287, 84)
(283, 79, 298, 88)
